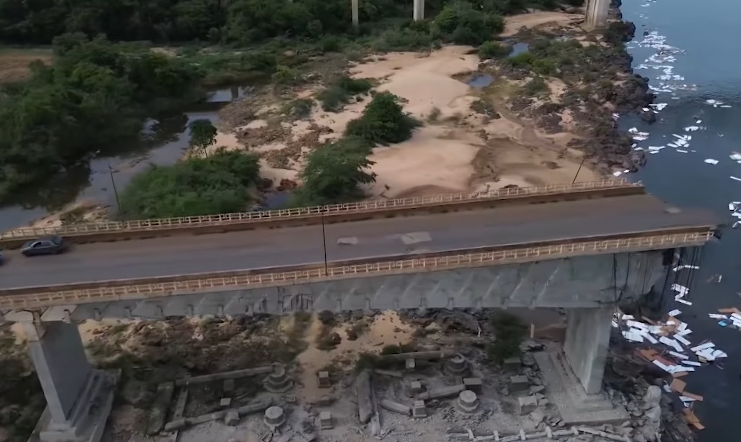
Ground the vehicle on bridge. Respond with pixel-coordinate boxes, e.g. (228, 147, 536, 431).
(20, 236, 68, 257)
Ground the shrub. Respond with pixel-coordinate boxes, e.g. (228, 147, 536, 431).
(119, 150, 260, 219)
(291, 136, 376, 206)
(315, 75, 373, 112)
(372, 28, 434, 52)
(433, 2, 504, 46)
(478, 41, 512, 59)
(486, 312, 527, 364)
(522, 77, 549, 96)
(345, 92, 420, 145)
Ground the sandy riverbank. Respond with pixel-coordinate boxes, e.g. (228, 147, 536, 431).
(24, 9, 648, 228)
(210, 13, 605, 201)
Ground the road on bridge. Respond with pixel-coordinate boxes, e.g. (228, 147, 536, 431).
(0, 195, 717, 290)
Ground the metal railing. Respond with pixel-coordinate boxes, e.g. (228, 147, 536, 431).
(0, 179, 636, 240)
(0, 229, 711, 310)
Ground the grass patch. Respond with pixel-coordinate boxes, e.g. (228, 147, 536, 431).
(316, 75, 373, 112)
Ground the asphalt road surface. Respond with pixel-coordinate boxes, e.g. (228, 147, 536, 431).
(0, 195, 718, 289)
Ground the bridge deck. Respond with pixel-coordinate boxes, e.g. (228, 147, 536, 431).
(0, 194, 717, 290)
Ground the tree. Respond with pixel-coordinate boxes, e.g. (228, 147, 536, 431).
(345, 92, 419, 145)
(292, 137, 376, 206)
(188, 119, 218, 157)
(119, 149, 261, 219)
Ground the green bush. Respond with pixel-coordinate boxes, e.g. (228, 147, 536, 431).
(486, 312, 527, 364)
(478, 41, 512, 59)
(522, 76, 549, 96)
(432, 2, 504, 46)
(291, 136, 376, 206)
(119, 150, 261, 219)
(372, 28, 434, 52)
(345, 92, 420, 145)
(316, 76, 373, 112)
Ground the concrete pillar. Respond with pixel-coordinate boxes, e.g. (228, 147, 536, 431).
(563, 306, 613, 395)
(584, 0, 610, 30)
(413, 0, 424, 21)
(351, 0, 359, 31)
(23, 321, 116, 442)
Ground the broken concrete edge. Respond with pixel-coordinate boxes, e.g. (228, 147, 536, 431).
(447, 424, 630, 442)
(174, 365, 274, 387)
(163, 398, 272, 431)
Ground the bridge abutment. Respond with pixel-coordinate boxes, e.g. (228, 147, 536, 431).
(563, 306, 614, 395)
(584, 0, 610, 30)
(21, 320, 116, 442)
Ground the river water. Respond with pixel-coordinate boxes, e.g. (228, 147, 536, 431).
(621, 0, 740, 438)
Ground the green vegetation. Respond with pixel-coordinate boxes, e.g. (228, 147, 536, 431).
(478, 41, 512, 59)
(118, 150, 261, 219)
(188, 119, 217, 156)
(316, 75, 373, 112)
(486, 312, 527, 364)
(507, 38, 630, 83)
(281, 98, 315, 120)
(0, 35, 203, 202)
(291, 136, 376, 207)
(292, 91, 418, 206)
(0, 0, 575, 46)
(521, 76, 549, 96)
(432, 2, 504, 46)
(345, 91, 420, 145)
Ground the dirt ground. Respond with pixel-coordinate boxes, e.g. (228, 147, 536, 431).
(213, 26, 602, 200)
(0, 49, 52, 84)
(501, 11, 584, 37)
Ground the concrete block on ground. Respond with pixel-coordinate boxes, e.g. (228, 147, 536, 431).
(224, 410, 240, 426)
(219, 398, 232, 408)
(405, 358, 416, 370)
(147, 382, 174, 435)
(264, 406, 286, 428)
(418, 384, 465, 400)
(356, 370, 373, 424)
(409, 381, 424, 395)
(517, 396, 538, 415)
(319, 411, 333, 430)
(264, 366, 293, 393)
(456, 390, 479, 414)
(463, 378, 482, 393)
(223, 378, 235, 393)
(445, 354, 469, 376)
(412, 400, 427, 418)
(318, 371, 331, 388)
(380, 399, 411, 416)
(503, 357, 522, 372)
(509, 375, 529, 393)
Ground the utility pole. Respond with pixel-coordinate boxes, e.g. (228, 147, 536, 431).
(108, 163, 121, 210)
(572, 157, 585, 184)
(321, 207, 329, 275)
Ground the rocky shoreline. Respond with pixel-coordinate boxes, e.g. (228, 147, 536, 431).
(476, 3, 655, 178)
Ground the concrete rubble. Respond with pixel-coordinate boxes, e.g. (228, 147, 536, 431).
(56, 309, 694, 442)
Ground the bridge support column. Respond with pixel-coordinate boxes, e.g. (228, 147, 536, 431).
(351, 0, 359, 30)
(563, 305, 613, 395)
(413, 0, 424, 21)
(584, 0, 610, 30)
(22, 321, 116, 442)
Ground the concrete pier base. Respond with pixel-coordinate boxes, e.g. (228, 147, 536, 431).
(563, 306, 613, 395)
(584, 0, 610, 29)
(533, 349, 628, 425)
(413, 0, 424, 21)
(23, 321, 116, 442)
